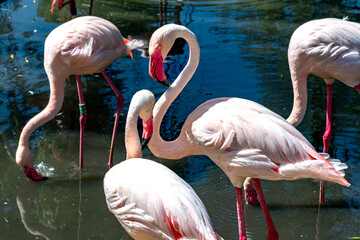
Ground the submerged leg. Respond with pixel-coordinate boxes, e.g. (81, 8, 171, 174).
(101, 71, 124, 168)
(76, 75, 87, 168)
(320, 83, 333, 205)
(235, 187, 247, 240)
(253, 179, 278, 240)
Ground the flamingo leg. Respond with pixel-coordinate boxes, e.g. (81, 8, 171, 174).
(323, 84, 333, 153)
(320, 83, 333, 205)
(235, 187, 247, 240)
(253, 179, 278, 240)
(88, 0, 93, 15)
(101, 71, 124, 168)
(76, 75, 87, 168)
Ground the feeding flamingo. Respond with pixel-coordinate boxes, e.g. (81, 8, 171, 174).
(285, 17, 360, 204)
(143, 23, 350, 240)
(16, 16, 144, 181)
(104, 89, 222, 240)
(242, 17, 360, 206)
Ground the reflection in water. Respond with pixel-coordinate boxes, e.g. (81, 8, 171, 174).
(17, 182, 62, 240)
(129, 0, 185, 59)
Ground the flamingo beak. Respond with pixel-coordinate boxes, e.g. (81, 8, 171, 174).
(24, 166, 48, 181)
(141, 116, 153, 150)
(149, 46, 170, 88)
(123, 38, 134, 60)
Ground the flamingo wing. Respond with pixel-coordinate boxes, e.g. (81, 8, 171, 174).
(290, 18, 360, 86)
(45, 16, 127, 74)
(104, 158, 221, 240)
(190, 98, 350, 186)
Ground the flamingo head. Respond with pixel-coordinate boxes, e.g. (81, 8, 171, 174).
(16, 145, 47, 181)
(148, 25, 185, 88)
(130, 90, 155, 150)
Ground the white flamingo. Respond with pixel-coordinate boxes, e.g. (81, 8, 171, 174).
(16, 16, 143, 180)
(142, 23, 350, 240)
(103, 89, 222, 240)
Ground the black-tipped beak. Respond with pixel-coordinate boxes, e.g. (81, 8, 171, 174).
(24, 166, 49, 181)
(157, 79, 170, 88)
(141, 137, 151, 150)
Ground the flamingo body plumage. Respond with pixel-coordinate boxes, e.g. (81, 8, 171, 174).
(287, 17, 360, 128)
(16, 16, 142, 180)
(286, 18, 360, 203)
(103, 90, 222, 240)
(44, 16, 130, 76)
(187, 97, 349, 187)
(145, 23, 350, 240)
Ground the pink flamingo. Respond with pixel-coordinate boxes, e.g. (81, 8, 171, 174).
(143, 23, 351, 240)
(244, 17, 360, 206)
(16, 16, 143, 181)
(104, 89, 222, 240)
(285, 17, 360, 204)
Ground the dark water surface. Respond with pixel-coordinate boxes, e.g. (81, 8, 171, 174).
(1, 0, 360, 239)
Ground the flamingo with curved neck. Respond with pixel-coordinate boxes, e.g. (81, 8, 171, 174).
(104, 89, 222, 240)
(285, 18, 360, 204)
(16, 16, 143, 181)
(144, 24, 350, 240)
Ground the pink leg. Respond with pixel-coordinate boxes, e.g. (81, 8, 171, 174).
(322, 84, 333, 153)
(320, 84, 333, 205)
(101, 71, 124, 168)
(235, 187, 247, 240)
(76, 76, 87, 169)
(253, 179, 279, 240)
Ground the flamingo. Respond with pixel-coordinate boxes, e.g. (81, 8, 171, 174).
(241, 17, 360, 206)
(103, 89, 222, 240)
(15, 16, 144, 181)
(284, 17, 360, 204)
(142, 23, 351, 240)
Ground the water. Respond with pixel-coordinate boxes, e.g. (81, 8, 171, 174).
(1, 0, 360, 239)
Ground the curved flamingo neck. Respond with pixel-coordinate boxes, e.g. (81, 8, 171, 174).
(286, 70, 308, 127)
(18, 73, 66, 147)
(125, 104, 143, 159)
(149, 28, 200, 159)
(16, 71, 66, 168)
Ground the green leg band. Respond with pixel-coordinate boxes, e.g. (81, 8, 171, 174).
(79, 104, 87, 114)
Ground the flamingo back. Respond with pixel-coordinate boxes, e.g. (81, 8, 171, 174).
(288, 18, 360, 87)
(44, 16, 129, 75)
(189, 98, 350, 187)
(103, 158, 222, 240)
